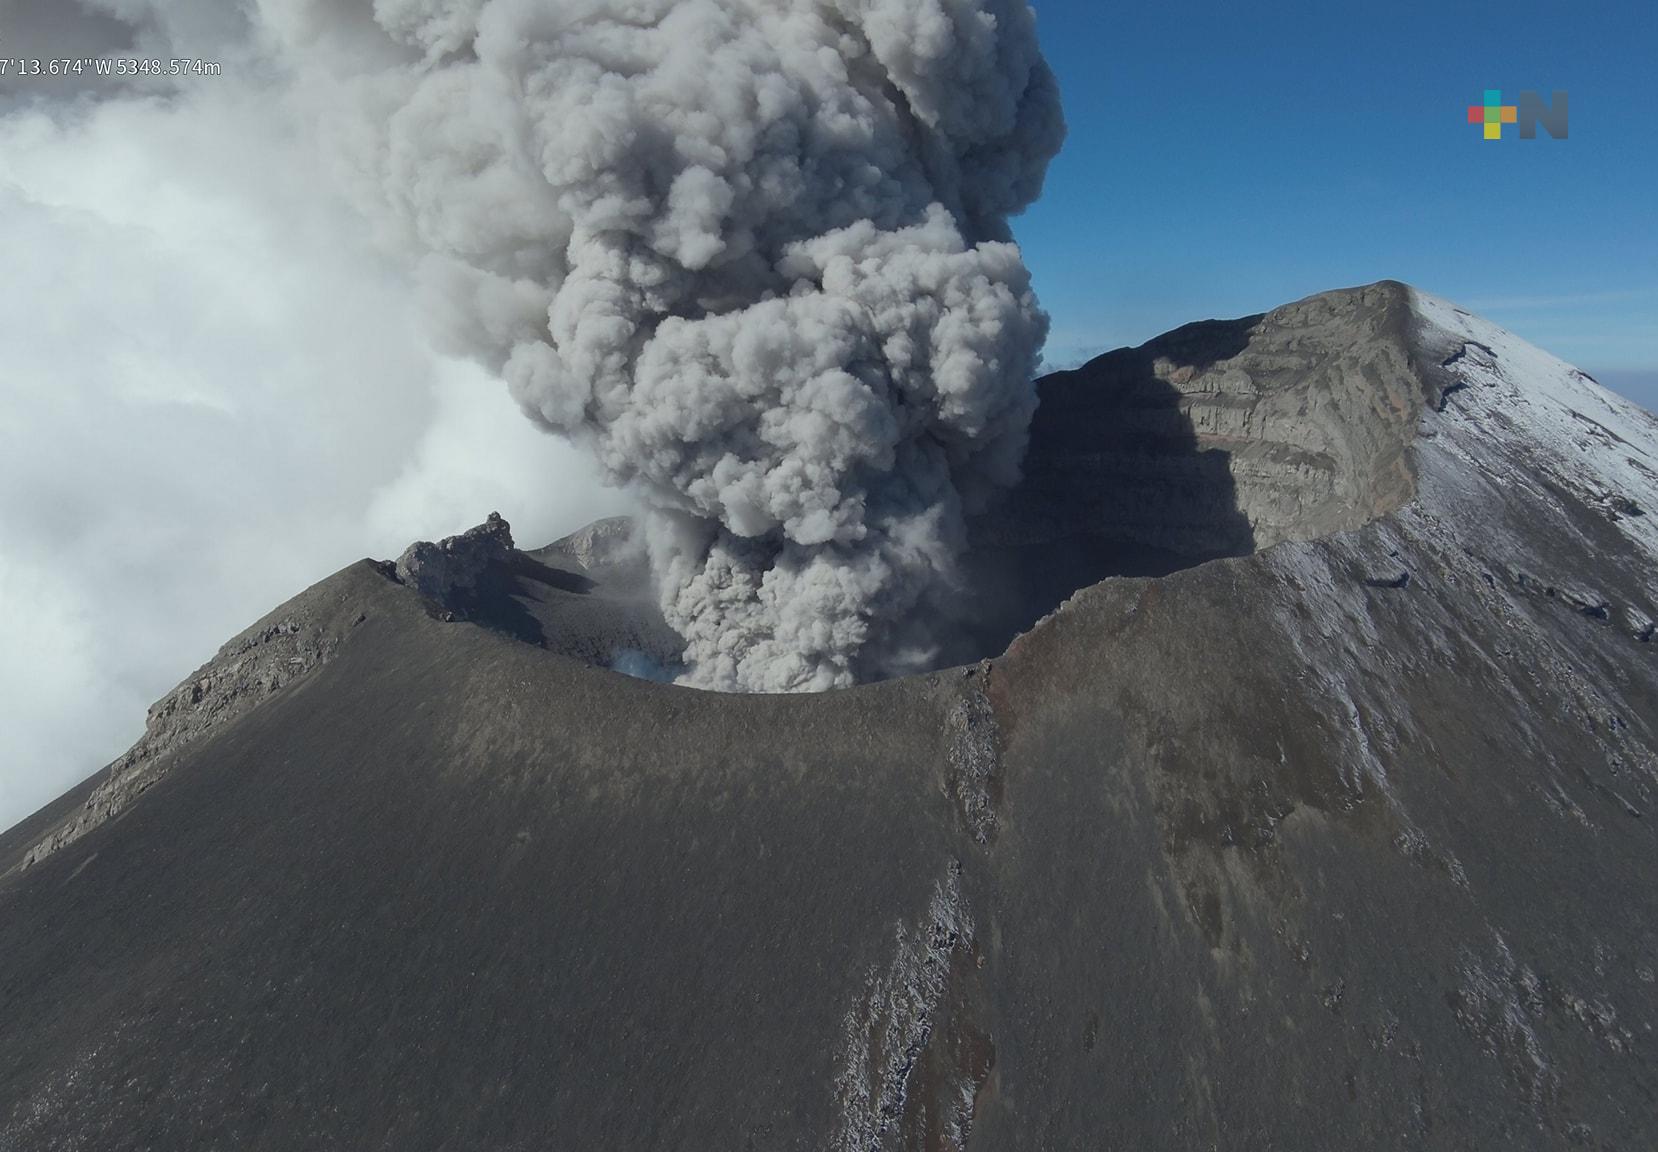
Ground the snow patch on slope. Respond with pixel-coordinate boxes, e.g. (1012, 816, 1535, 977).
(1411, 288, 1658, 569)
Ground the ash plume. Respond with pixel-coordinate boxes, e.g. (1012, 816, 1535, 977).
(263, 0, 1065, 691)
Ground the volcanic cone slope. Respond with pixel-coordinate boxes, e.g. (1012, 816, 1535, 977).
(4, 282, 1657, 1151)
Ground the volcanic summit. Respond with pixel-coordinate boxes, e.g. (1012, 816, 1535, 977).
(3, 282, 1656, 1150)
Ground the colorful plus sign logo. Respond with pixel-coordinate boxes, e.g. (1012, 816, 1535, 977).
(1468, 89, 1519, 139)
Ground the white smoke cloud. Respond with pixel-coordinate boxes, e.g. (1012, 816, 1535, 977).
(256, 0, 1065, 691)
(0, 6, 626, 833)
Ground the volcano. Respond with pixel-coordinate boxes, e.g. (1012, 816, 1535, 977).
(3, 282, 1655, 1150)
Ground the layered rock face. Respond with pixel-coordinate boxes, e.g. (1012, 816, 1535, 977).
(977, 281, 1422, 561)
(958, 282, 1435, 656)
(2, 283, 1655, 1151)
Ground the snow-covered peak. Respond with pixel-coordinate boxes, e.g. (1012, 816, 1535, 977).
(1410, 288, 1658, 569)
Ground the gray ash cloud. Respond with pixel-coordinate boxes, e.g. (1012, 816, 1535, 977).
(275, 0, 1064, 689)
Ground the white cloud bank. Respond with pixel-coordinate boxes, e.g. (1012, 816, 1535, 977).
(0, 40, 626, 833)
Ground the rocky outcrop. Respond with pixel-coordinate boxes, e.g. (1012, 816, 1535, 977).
(394, 511, 515, 616)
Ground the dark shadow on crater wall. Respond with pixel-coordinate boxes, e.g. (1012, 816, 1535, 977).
(950, 315, 1262, 664)
(414, 553, 558, 647)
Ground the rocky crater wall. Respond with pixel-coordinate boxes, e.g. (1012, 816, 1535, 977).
(980, 280, 1425, 563)
(959, 280, 1428, 658)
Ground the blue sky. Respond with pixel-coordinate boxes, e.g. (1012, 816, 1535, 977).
(1015, 0, 1658, 409)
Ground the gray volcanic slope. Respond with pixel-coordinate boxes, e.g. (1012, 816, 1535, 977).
(4, 282, 1657, 1150)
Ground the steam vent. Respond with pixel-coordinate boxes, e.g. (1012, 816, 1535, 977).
(5, 283, 1657, 1150)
